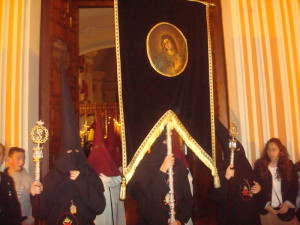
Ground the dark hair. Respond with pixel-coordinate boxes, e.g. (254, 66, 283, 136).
(255, 138, 293, 180)
(8, 147, 25, 157)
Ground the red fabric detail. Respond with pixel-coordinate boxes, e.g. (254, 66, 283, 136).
(80, 80, 89, 97)
(106, 116, 122, 167)
(88, 111, 121, 177)
(57, 213, 78, 225)
(239, 183, 252, 201)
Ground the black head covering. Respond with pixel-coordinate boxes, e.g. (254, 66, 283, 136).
(129, 129, 188, 188)
(37, 62, 105, 225)
(127, 130, 193, 224)
(127, 132, 167, 224)
(140, 133, 167, 170)
(54, 62, 87, 174)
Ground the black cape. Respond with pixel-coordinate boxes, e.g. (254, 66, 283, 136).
(128, 132, 193, 225)
(0, 172, 22, 225)
(34, 149, 106, 225)
(211, 118, 261, 225)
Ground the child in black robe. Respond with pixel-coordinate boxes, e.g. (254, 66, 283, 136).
(128, 132, 193, 225)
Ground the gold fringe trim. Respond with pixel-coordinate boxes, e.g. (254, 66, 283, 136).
(123, 110, 220, 188)
(211, 167, 220, 188)
(114, 0, 128, 184)
(187, 0, 216, 7)
(205, 2, 218, 185)
(119, 177, 126, 200)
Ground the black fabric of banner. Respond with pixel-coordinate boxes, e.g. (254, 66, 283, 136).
(118, 0, 212, 162)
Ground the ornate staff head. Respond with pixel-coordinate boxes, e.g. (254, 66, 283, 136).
(229, 121, 238, 165)
(31, 120, 49, 182)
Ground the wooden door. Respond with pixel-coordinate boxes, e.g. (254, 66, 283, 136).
(39, 0, 79, 172)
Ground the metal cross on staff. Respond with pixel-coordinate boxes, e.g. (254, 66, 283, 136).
(229, 121, 238, 166)
(31, 120, 49, 225)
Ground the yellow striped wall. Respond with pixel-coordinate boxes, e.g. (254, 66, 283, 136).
(221, 0, 300, 165)
(0, 0, 41, 173)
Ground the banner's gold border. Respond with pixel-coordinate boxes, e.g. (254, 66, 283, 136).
(114, 0, 127, 175)
(187, 0, 216, 6)
(206, 1, 217, 179)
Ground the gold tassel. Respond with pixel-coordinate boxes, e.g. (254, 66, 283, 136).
(214, 175, 220, 188)
(120, 177, 126, 200)
(212, 167, 220, 188)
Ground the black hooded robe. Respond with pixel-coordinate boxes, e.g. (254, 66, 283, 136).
(32, 150, 106, 225)
(211, 118, 261, 225)
(32, 62, 106, 225)
(128, 133, 193, 225)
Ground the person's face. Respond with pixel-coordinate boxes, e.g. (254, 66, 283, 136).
(267, 142, 280, 162)
(163, 38, 173, 51)
(8, 152, 25, 172)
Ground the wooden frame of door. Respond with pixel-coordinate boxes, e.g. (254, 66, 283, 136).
(39, 2, 229, 222)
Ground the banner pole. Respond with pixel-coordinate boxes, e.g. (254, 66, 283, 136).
(166, 122, 176, 222)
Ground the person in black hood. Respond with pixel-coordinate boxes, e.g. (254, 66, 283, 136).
(127, 130, 193, 225)
(30, 64, 106, 225)
(210, 118, 261, 225)
(31, 148, 106, 225)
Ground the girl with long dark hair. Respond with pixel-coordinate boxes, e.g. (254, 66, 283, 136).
(254, 138, 299, 225)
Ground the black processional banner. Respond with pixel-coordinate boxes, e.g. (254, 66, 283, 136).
(115, 0, 218, 185)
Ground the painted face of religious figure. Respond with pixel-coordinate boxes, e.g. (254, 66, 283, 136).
(147, 22, 188, 77)
(154, 34, 183, 75)
(162, 36, 178, 56)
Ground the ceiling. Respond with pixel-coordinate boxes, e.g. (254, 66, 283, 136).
(78, 7, 117, 101)
(79, 8, 115, 55)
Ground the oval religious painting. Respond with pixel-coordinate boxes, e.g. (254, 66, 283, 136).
(147, 22, 188, 77)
